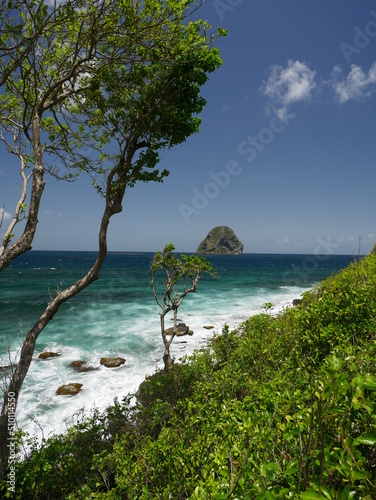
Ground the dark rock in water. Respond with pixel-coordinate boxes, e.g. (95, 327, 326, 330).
(56, 383, 83, 395)
(100, 357, 126, 368)
(39, 351, 61, 359)
(165, 323, 193, 336)
(292, 299, 302, 306)
(203, 325, 214, 330)
(197, 226, 243, 255)
(69, 360, 98, 372)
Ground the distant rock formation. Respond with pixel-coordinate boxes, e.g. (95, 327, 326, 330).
(196, 226, 244, 255)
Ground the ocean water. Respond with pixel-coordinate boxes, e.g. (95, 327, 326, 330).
(0, 251, 354, 440)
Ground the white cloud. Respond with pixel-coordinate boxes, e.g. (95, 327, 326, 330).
(44, 208, 63, 217)
(261, 60, 316, 119)
(332, 62, 376, 103)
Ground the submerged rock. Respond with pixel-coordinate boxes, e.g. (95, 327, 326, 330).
(203, 325, 214, 330)
(39, 351, 61, 359)
(68, 360, 98, 372)
(196, 226, 243, 255)
(100, 357, 126, 368)
(56, 383, 83, 395)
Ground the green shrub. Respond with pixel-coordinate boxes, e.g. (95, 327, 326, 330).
(2, 398, 134, 499)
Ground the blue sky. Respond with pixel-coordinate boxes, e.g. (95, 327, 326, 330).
(1, 0, 376, 254)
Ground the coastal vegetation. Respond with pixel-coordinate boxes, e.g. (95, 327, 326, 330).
(0, 0, 223, 479)
(3, 251, 376, 498)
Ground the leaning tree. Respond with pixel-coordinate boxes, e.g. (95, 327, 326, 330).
(0, 0, 224, 481)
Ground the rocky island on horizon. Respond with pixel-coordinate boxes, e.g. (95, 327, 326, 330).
(196, 226, 244, 255)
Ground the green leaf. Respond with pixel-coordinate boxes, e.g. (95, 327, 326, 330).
(319, 486, 332, 499)
(300, 490, 321, 500)
(351, 470, 369, 480)
(285, 462, 299, 476)
(327, 354, 342, 372)
(353, 434, 376, 446)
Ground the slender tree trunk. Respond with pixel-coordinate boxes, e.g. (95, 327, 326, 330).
(0, 114, 45, 272)
(160, 311, 175, 371)
(0, 161, 125, 482)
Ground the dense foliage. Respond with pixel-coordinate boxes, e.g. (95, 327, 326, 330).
(3, 253, 376, 498)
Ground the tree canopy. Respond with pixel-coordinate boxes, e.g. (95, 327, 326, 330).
(0, 0, 224, 268)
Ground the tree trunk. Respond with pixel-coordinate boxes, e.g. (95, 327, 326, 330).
(0, 162, 124, 482)
(160, 311, 175, 371)
(0, 114, 45, 272)
(163, 353, 174, 371)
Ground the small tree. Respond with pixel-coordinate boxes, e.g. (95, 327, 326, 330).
(150, 243, 215, 371)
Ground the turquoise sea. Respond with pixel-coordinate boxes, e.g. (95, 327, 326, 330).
(0, 251, 354, 440)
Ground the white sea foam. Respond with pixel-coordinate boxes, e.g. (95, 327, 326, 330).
(13, 282, 309, 442)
